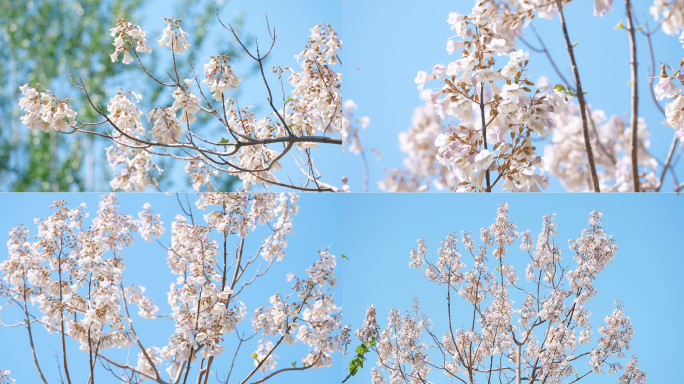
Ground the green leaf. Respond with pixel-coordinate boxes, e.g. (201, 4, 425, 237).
(553, 84, 566, 93)
(350, 360, 359, 375)
(614, 20, 625, 29)
(219, 138, 230, 144)
(572, 41, 579, 47)
(342, 254, 349, 261)
(291, 361, 297, 367)
(252, 352, 259, 360)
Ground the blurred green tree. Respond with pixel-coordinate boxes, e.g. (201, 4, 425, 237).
(0, 0, 241, 191)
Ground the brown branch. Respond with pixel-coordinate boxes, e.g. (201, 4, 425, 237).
(625, 0, 640, 191)
(556, 0, 601, 192)
(22, 271, 49, 384)
(57, 245, 73, 384)
(248, 354, 320, 384)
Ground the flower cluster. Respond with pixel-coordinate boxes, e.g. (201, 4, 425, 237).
(157, 18, 191, 54)
(342, 100, 370, 155)
(379, 91, 453, 192)
(110, 18, 152, 64)
(286, 24, 342, 140)
(415, 4, 567, 191)
(252, 249, 347, 372)
(0, 369, 14, 384)
(185, 159, 218, 192)
(18, 84, 77, 132)
(355, 304, 379, 343)
(544, 93, 659, 191)
(104, 89, 161, 192)
(654, 65, 684, 150)
(222, 102, 283, 190)
(170, 81, 200, 123)
(203, 54, 241, 101)
(147, 106, 183, 143)
(125, 284, 160, 319)
(650, 0, 684, 36)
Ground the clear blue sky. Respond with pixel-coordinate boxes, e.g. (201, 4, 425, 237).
(342, 0, 684, 192)
(339, 193, 683, 383)
(0, 192, 342, 383)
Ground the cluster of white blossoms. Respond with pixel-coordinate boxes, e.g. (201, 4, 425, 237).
(355, 304, 379, 343)
(110, 19, 152, 64)
(379, 91, 454, 192)
(104, 89, 161, 192)
(544, 90, 659, 192)
(147, 106, 183, 143)
(0, 195, 169, 355)
(358, 202, 645, 383)
(650, 0, 684, 36)
(170, 81, 200, 123)
(184, 159, 219, 192)
(414, 3, 568, 192)
(371, 298, 432, 383)
(0, 369, 14, 384)
(503, 0, 611, 20)
(654, 64, 684, 150)
(157, 18, 191, 54)
(286, 24, 342, 140)
(203, 54, 241, 102)
(222, 102, 283, 190)
(125, 284, 160, 319)
(618, 356, 648, 384)
(342, 100, 370, 155)
(253, 249, 348, 372)
(18, 84, 77, 132)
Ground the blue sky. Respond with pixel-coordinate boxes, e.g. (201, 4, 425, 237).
(339, 193, 683, 383)
(342, 0, 684, 192)
(0, 192, 343, 383)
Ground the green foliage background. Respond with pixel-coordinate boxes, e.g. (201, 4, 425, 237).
(0, 0, 242, 191)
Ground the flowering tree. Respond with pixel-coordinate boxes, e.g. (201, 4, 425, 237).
(17, 12, 343, 192)
(351, 202, 646, 383)
(366, 0, 684, 192)
(0, 193, 349, 383)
